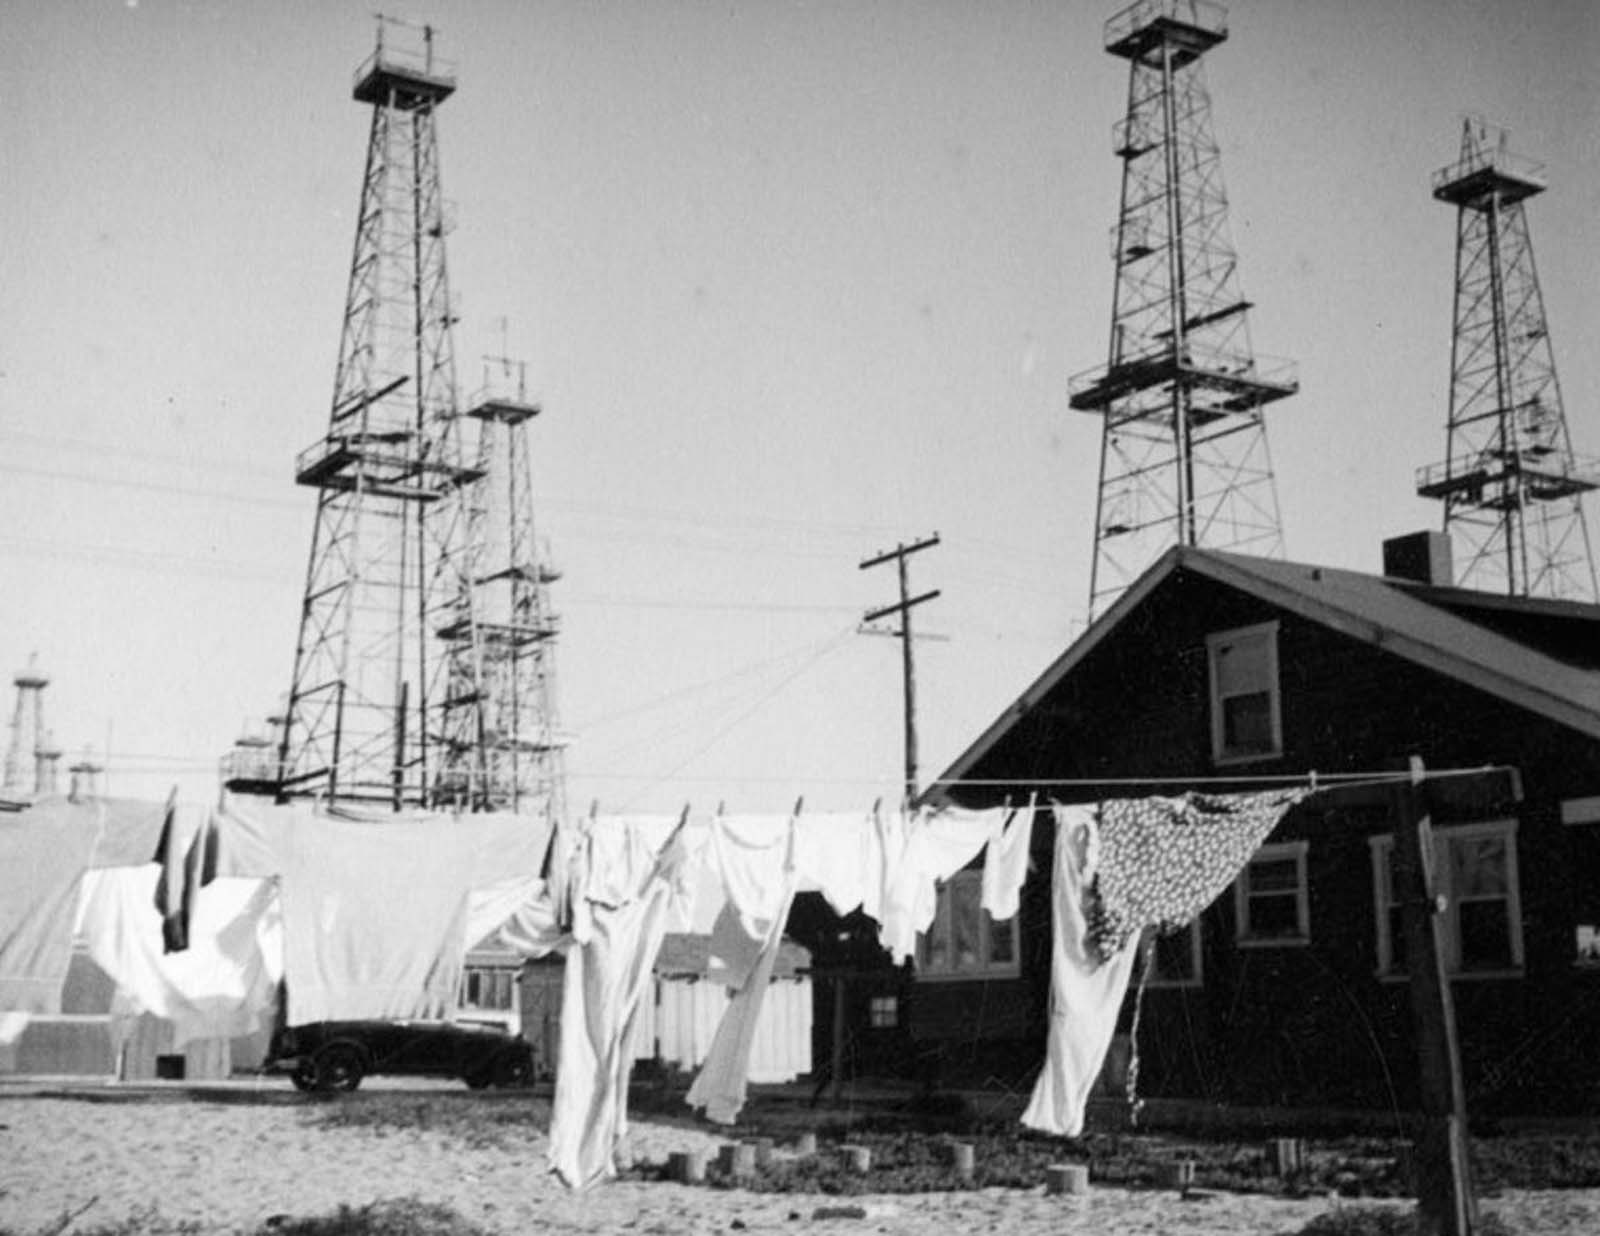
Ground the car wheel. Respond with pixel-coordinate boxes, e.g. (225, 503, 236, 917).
(313, 1042, 366, 1093)
(493, 1053, 533, 1090)
(290, 1058, 319, 1092)
(464, 1069, 493, 1090)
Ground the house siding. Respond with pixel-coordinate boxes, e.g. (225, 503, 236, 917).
(929, 565, 1600, 1114)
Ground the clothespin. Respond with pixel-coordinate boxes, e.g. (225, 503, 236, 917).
(785, 796, 804, 870)
(1308, 770, 1319, 795)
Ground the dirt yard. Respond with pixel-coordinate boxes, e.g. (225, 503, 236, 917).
(4, 1080, 1599, 1235)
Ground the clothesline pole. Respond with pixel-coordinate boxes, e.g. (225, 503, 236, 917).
(1390, 754, 1477, 1236)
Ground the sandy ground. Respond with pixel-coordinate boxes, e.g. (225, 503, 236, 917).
(4, 1082, 1600, 1235)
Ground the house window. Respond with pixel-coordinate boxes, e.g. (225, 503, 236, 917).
(460, 966, 515, 1011)
(916, 871, 1020, 980)
(1369, 820, 1523, 978)
(1206, 622, 1282, 763)
(1235, 841, 1310, 946)
(868, 995, 899, 1028)
(1141, 921, 1202, 988)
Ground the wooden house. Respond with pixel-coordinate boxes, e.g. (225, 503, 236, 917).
(920, 536, 1600, 1115)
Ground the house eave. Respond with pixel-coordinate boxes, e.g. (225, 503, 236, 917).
(926, 548, 1600, 806)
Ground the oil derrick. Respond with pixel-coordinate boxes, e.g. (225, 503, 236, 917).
(463, 357, 568, 819)
(1415, 119, 1599, 600)
(1068, 1, 1297, 616)
(277, 19, 490, 808)
(2, 654, 55, 798)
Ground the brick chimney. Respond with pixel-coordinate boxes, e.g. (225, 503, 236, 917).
(1383, 531, 1455, 587)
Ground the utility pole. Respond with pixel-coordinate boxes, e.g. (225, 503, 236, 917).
(859, 534, 940, 802)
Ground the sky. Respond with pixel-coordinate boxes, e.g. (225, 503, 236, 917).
(2, 0, 1597, 813)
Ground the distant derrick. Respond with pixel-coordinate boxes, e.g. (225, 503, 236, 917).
(462, 360, 568, 817)
(2, 654, 52, 799)
(1070, 0, 1296, 617)
(276, 19, 489, 808)
(254, 19, 568, 818)
(1416, 118, 1599, 601)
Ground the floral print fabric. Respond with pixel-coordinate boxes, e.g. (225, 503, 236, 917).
(1085, 790, 1307, 964)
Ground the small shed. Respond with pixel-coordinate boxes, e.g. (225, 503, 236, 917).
(518, 933, 813, 1084)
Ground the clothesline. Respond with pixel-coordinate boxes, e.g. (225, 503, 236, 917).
(924, 764, 1514, 790)
(282, 761, 1518, 824)
(534, 763, 1516, 819)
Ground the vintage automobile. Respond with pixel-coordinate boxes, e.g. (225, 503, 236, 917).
(268, 1019, 536, 1093)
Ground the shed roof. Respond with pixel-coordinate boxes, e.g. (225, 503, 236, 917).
(655, 932, 811, 981)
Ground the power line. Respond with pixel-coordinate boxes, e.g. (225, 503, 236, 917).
(0, 460, 302, 510)
(615, 626, 858, 810)
(570, 629, 856, 731)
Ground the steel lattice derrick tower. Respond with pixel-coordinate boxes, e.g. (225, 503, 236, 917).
(1068, 0, 1297, 616)
(277, 19, 490, 809)
(2, 654, 48, 798)
(1415, 119, 1599, 601)
(463, 359, 568, 819)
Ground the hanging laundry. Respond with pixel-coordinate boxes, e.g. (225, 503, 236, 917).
(0, 1010, 29, 1070)
(981, 797, 1036, 921)
(792, 810, 879, 917)
(466, 874, 564, 959)
(0, 797, 170, 1014)
(685, 814, 800, 1124)
(547, 815, 700, 1190)
(75, 867, 282, 1048)
(1021, 805, 1140, 1138)
(878, 806, 1009, 964)
(202, 799, 554, 1024)
(1084, 790, 1307, 964)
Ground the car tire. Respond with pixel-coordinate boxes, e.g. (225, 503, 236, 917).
(492, 1053, 533, 1090)
(290, 1058, 319, 1092)
(313, 1042, 366, 1093)
(464, 1069, 494, 1090)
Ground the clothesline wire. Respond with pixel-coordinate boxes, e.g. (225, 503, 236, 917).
(567, 764, 1514, 816)
(925, 764, 1511, 790)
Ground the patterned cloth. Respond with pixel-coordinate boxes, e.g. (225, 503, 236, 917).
(1085, 790, 1307, 964)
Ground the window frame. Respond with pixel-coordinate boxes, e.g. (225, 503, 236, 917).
(1142, 920, 1203, 989)
(459, 965, 517, 1011)
(1206, 620, 1284, 765)
(1369, 818, 1523, 981)
(1234, 840, 1311, 947)
(916, 869, 1022, 982)
(867, 994, 899, 1029)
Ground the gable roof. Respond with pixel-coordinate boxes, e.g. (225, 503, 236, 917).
(928, 546, 1600, 802)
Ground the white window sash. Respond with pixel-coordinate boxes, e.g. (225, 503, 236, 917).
(1235, 840, 1310, 946)
(1369, 820, 1522, 979)
(1206, 620, 1283, 764)
(917, 871, 1020, 982)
